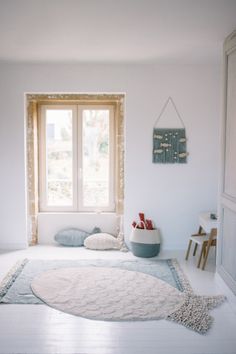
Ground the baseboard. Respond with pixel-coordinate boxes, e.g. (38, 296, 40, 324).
(217, 265, 236, 295)
(0, 242, 28, 250)
(215, 270, 236, 315)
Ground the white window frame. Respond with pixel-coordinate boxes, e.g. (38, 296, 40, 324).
(39, 103, 115, 212)
(78, 105, 115, 212)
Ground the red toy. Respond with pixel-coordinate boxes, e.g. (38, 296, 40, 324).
(132, 213, 155, 230)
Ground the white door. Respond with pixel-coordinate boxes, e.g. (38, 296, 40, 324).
(218, 30, 236, 294)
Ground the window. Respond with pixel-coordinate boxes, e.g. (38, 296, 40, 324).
(39, 104, 115, 212)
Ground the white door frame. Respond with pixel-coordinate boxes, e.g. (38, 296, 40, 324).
(217, 30, 236, 294)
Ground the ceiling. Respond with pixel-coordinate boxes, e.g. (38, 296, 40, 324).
(0, 0, 236, 63)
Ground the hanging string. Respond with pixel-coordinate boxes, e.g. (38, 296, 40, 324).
(154, 97, 185, 128)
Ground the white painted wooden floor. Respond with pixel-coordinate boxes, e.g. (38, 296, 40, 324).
(0, 245, 236, 354)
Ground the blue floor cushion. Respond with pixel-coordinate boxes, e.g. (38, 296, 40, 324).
(54, 227, 101, 247)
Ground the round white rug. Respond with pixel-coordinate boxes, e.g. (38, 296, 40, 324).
(31, 267, 186, 320)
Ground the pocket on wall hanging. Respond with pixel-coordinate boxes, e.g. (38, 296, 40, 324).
(152, 97, 188, 164)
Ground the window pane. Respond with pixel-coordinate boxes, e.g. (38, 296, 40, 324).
(82, 109, 110, 207)
(45, 109, 73, 206)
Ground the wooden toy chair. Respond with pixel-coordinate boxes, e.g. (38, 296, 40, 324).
(185, 227, 217, 270)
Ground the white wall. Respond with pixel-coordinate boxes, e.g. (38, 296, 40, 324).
(38, 213, 118, 244)
(0, 62, 221, 249)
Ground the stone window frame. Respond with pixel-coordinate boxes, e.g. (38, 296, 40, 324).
(26, 93, 124, 245)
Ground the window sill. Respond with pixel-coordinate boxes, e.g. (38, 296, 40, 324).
(38, 211, 117, 215)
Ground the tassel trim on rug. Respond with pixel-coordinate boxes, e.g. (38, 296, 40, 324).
(0, 258, 28, 300)
(167, 259, 193, 294)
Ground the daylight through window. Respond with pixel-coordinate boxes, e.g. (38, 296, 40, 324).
(39, 104, 115, 212)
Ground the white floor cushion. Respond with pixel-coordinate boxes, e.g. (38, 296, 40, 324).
(84, 233, 119, 250)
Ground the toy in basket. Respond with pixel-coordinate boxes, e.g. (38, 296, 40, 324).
(130, 213, 161, 258)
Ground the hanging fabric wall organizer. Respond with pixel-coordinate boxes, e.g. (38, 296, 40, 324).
(153, 97, 188, 164)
